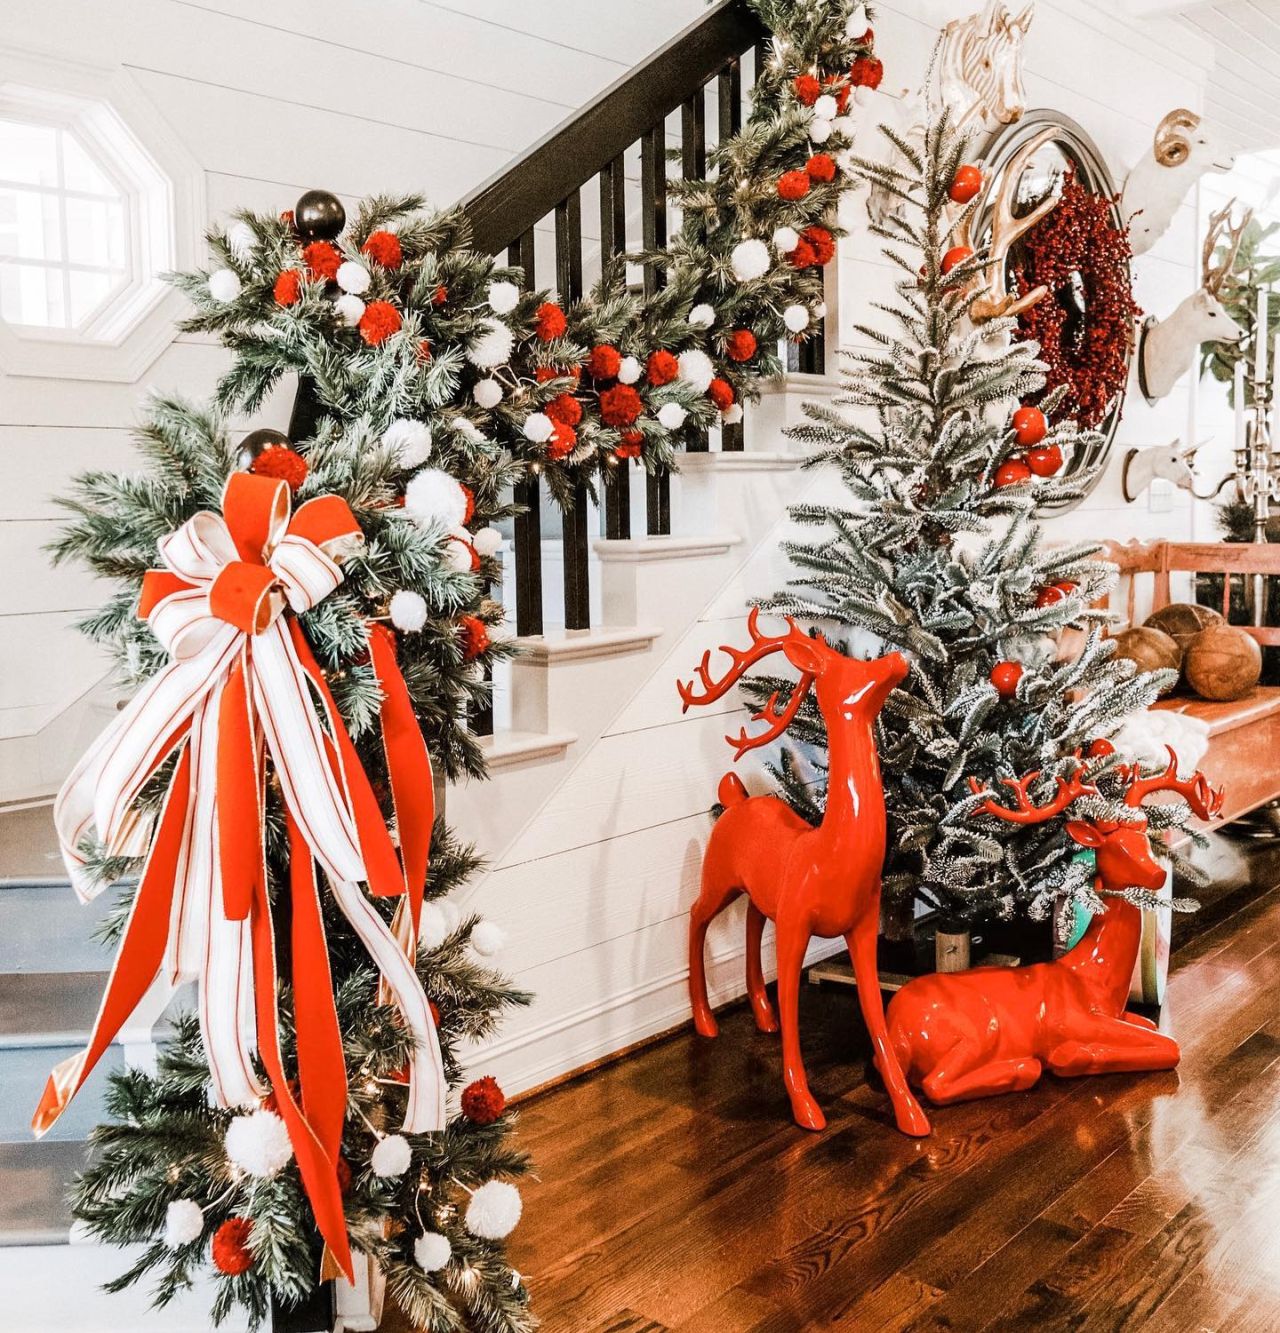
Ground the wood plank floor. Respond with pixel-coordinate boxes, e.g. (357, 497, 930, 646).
(492, 887, 1280, 1332)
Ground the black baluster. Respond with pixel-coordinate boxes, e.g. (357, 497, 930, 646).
(682, 90, 710, 455)
(641, 124, 671, 534)
(600, 155, 631, 539)
(510, 227, 543, 637)
(555, 190, 591, 630)
(718, 60, 746, 452)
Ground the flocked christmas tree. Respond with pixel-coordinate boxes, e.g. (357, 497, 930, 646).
(755, 108, 1200, 930)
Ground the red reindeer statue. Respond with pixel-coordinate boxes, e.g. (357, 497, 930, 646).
(679, 609, 930, 1137)
(886, 748, 1223, 1111)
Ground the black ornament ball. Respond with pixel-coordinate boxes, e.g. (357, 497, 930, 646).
(294, 190, 346, 242)
(237, 428, 291, 471)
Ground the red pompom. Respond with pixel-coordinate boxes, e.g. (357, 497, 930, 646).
(359, 300, 401, 346)
(546, 393, 583, 427)
(949, 165, 983, 204)
(548, 421, 577, 459)
(303, 241, 341, 281)
(273, 269, 302, 307)
(600, 383, 644, 427)
(615, 429, 644, 460)
(1012, 405, 1048, 447)
(432, 284, 448, 307)
(249, 444, 308, 492)
(586, 344, 622, 380)
(460, 484, 475, 525)
(535, 302, 567, 341)
(850, 55, 884, 89)
(336, 1155, 353, 1197)
(646, 350, 678, 386)
(416, 339, 432, 365)
(459, 614, 490, 661)
(212, 1218, 254, 1276)
(534, 366, 558, 383)
(777, 171, 811, 202)
(793, 74, 822, 106)
(460, 1075, 506, 1125)
(789, 239, 819, 269)
(994, 457, 1032, 488)
(279, 209, 296, 231)
(725, 329, 757, 362)
(361, 229, 403, 269)
(990, 661, 1023, 698)
(429, 999, 441, 1027)
(449, 534, 480, 572)
(806, 153, 837, 183)
(1026, 444, 1063, 477)
(707, 378, 735, 411)
(803, 225, 836, 265)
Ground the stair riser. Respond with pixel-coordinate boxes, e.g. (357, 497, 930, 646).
(0, 1044, 121, 1143)
(0, 884, 121, 974)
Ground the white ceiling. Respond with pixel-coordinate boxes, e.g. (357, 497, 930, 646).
(1179, 1, 1280, 151)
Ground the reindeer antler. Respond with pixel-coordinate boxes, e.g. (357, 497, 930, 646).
(1203, 199, 1251, 297)
(968, 760, 1097, 825)
(1121, 746, 1224, 821)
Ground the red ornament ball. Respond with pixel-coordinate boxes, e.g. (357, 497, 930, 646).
(707, 378, 735, 411)
(1012, 405, 1048, 447)
(990, 661, 1023, 698)
(1087, 738, 1115, 759)
(416, 339, 432, 365)
(1026, 444, 1063, 477)
(460, 1075, 507, 1125)
(850, 55, 884, 89)
(725, 329, 757, 362)
(302, 240, 341, 282)
(545, 393, 583, 427)
(616, 430, 644, 460)
(777, 171, 811, 202)
(948, 165, 983, 204)
(1034, 585, 1066, 609)
(646, 349, 678, 387)
(459, 614, 490, 661)
(940, 245, 974, 275)
(599, 383, 644, 427)
(273, 269, 302, 307)
(793, 74, 822, 106)
(358, 300, 401, 346)
(335, 1155, 353, 1197)
(432, 284, 448, 307)
(803, 225, 836, 265)
(586, 344, 622, 380)
(994, 457, 1032, 488)
(534, 302, 567, 341)
(361, 229, 403, 269)
(249, 444, 308, 492)
(212, 1218, 254, 1276)
(806, 153, 837, 183)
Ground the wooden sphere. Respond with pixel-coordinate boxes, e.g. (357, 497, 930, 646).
(1183, 623, 1262, 701)
(1144, 602, 1224, 654)
(1111, 626, 1181, 692)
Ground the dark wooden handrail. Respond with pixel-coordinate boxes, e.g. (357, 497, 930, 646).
(460, 0, 767, 255)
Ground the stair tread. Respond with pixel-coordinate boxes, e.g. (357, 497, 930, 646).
(510, 625, 661, 662)
(480, 729, 576, 769)
(0, 972, 111, 1044)
(0, 1139, 88, 1243)
(0, 803, 62, 882)
(593, 533, 741, 561)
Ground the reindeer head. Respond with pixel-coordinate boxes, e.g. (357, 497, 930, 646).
(1193, 198, 1251, 347)
(678, 608, 909, 760)
(969, 747, 1222, 894)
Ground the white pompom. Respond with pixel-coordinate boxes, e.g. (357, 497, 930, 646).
(420, 901, 450, 950)
(467, 318, 515, 369)
(722, 403, 744, 425)
(855, 85, 874, 107)
(414, 1231, 452, 1272)
(814, 94, 838, 120)
(657, 402, 688, 430)
(334, 293, 366, 326)
(226, 221, 256, 262)
(439, 899, 462, 934)
(336, 260, 371, 295)
(772, 226, 801, 254)
(846, 3, 868, 37)
(454, 418, 486, 443)
(472, 525, 503, 557)
(470, 919, 505, 957)
(465, 1181, 523, 1240)
(404, 468, 468, 529)
(522, 412, 553, 443)
(164, 1199, 204, 1248)
(487, 280, 520, 315)
(383, 418, 432, 468)
(370, 1133, 412, 1178)
(208, 268, 241, 303)
(443, 535, 476, 574)
(473, 378, 503, 410)
(783, 305, 810, 333)
(389, 589, 428, 632)
(809, 117, 833, 144)
(815, 302, 828, 319)
(730, 239, 771, 282)
(617, 355, 642, 385)
(688, 303, 716, 329)
(225, 1109, 293, 1179)
(677, 348, 715, 392)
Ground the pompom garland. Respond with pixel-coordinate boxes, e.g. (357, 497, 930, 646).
(726, 329, 757, 362)
(534, 302, 567, 341)
(389, 590, 428, 632)
(226, 220, 256, 261)
(370, 1133, 412, 1178)
(414, 1232, 452, 1272)
(336, 260, 371, 295)
(358, 300, 401, 346)
(851, 54, 883, 88)
(225, 1110, 293, 1178)
(470, 920, 505, 956)
(586, 344, 622, 379)
(211, 1218, 254, 1276)
(459, 614, 490, 660)
(473, 378, 503, 409)
(657, 402, 688, 430)
(487, 280, 520, 314)
(208, 269, 241, 303)
(465, 1181, 523, 1240)
(688, 303, 716, 329)
(599, 384, 644, 427)
(405, 468, 469, 529)
(730, 239, 771, 281)
(164, 1199, 204, 1248)
(466, 319, 514, 369)
(678, 348, 715, 392)
(777, 171, 811, 201)
(461, 1076, 506, 1125)
(617, 355, 642, 385)
(361, 229, 403, 269)
(646, 350, 678, 387)
(248, 444, 308, 492)
(707, 378, 735, 411)
(384, 418, 433, 468)
(273, 269, 302, 307)
(303, 241, 342, 281)
(334, 293, 365, 326)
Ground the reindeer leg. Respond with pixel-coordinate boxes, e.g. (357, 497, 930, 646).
(922, 1044, 1043, 1105)
(776, 911, 825, 1131)
(746, 902, 779, 1034)
(1047, 1016, 1180, 1078)
(847, 925, 931, 1137)
(688, 869, 741, 1040)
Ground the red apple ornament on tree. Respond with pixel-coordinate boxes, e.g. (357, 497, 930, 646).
(994, 458, 1032, 488)
(949, 164, 982, 204)
(1012, 405, 1047, 446)
(990, 661, 1023, 697)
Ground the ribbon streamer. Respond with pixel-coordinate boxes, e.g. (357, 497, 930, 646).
(37, 473, 442, 1279)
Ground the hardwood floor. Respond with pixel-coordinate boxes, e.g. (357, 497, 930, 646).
(495, 887, 1280, 1332)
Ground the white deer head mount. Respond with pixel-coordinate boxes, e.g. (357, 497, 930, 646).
(1138, 200, 1249, 403)
(936, 1, 1035, 133)
(1122, 109, 1236, 257)
(1121, 437, 1211, 503)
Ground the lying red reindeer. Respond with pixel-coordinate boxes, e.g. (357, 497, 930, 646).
(885, 748, 1222, 1110)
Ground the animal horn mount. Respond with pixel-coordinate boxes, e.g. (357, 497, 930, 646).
(1202, 198, 1251, 297)
(1153, 108, 1200, 168)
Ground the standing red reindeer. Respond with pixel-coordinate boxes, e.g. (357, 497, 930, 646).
(886, 748, 1223, 1111)
(679, 609, 930, 1137)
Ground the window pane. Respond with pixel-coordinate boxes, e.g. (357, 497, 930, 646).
(65, 196, 125, 269)
(68, 268, 117, 326)
(0, 120, 61, 187)
(0, 188, 62, 261)
(0, 261, 68, 327)
(61, 132, 118, 196)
